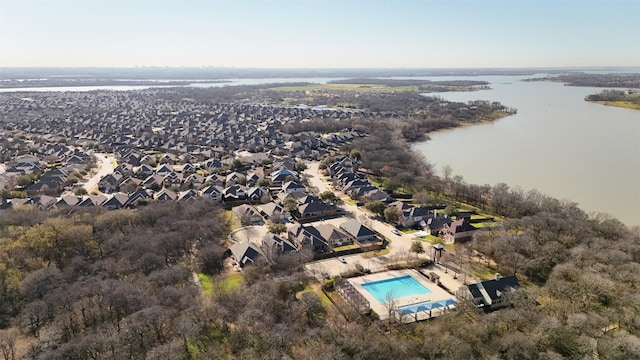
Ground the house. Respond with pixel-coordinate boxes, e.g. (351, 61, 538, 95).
(399, 206, 432, 228)
(288, 224, 330, 253)
(316, 223, 351, 247)
(102, 193, 130, 210)
(256, 202, 288, 223)
(155, 189, 177, 202)
(230, 242, 265, 267)
(270, 168, 298, 183)
(246, 186, 270, 203)
(232, 204, 263, 225)
(125, 189, 151, 207)
(340, 219, 377, 243)
(155, 164, 174, 176)
(77, 194, 107, 207)
(201, 185, 223, 202)
(134, 164, 155, 178)
(98, 173, 123, 193)
(178, 189, 199, 202)
(457, 275, 521, 310)
(424, 216, 452, 236)
(224, 184, 246, 202)
(282, 181, 306, 194)
(225, 171, 245, 186)
(180, 163, 197, 175)
(444, 218, 478, 243)
(262, 233, 298, 254)
(54, 195, 81, 208)
(204, 174, 225, 187)
(297, 200, 338, 222)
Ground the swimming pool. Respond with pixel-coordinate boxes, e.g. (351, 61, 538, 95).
(361, 275, 432, 303)
(397, 298, 457, 315)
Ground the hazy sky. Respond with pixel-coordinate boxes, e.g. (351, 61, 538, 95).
(1, 0, 639, 68)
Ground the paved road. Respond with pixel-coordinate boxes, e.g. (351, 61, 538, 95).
(303, 162, 428, 277)
(0, 164, 5, 175)
(83, 153, 116, 193)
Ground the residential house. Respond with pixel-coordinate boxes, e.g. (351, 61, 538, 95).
(155, 189, 177, 202)
(297, 200, 338, 222)
(424, 216, 452, 236)
(340, 219, 377, 244)
(457, 275, 521, 311)
(399, 206, 432, 228)
(98, 173, 123, 193)
(256, 202, 288, 223)
(102, 193, 130, 210)
(224, 184, 246, 202)
(201, 185, 223, 202)
(316, 223, 351, 247)
(270, 168, 298, 183)
(232, 204, 263, 225)
(230, 242, 265, 267)
(262, 233, 298, 254)
(288, 224, 329, 253)
(282, 181, 306, 194)
(444, 218, 478, 243)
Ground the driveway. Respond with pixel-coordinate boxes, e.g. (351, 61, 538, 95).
(83, 153, 116, 193)
(230, 225, 270, 245)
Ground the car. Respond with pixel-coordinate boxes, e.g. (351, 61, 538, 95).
(338, 257, 347, 264)
(391, 228, 401, 236)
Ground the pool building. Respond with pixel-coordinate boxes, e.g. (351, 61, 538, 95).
(341, 269, 457, 323)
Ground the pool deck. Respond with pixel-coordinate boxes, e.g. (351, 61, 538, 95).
(348, 269, 457, 321)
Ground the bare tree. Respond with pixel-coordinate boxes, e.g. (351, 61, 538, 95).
(384, 290, 398, 326)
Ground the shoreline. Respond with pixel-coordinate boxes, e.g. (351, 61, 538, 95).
(587, 100, 640, 111)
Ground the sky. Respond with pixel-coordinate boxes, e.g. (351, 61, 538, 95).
(1, 0, 639, 68)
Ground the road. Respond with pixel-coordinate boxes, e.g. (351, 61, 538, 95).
(303, 162, 428, 277)
(82, 153, 116, 193)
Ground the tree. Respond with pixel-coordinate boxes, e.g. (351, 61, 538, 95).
(268, 223, 287, 235)
(319, 190, 339, 204)
(283, 197, 298, 213)
(384, 207, 399, 224)
(365, 201, 386, 217)
(384, 290, 398, 326)
(411, 240, 425, 254)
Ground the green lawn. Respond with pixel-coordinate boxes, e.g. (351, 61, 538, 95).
(222, 273, 243, 291)
(297, 285, 332, 306)
(198, 273, 213, 294)
(333, 244, 360, 252)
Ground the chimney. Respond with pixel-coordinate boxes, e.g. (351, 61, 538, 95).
(495, 273, 500, 281)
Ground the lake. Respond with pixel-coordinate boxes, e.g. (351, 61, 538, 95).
(412, 76, 640, 227)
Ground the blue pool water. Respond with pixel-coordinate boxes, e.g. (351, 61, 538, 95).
(361, 275, 432, 303)
(397, 298, 457, 315)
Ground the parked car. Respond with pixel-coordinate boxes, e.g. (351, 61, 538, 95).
(338, 257, 347, 264)
(391, 228, 401, 236)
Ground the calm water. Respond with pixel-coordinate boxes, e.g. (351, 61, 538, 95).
(412, 76, 640, 227)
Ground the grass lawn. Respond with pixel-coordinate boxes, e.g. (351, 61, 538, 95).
(198, 273, 213, 294)
(333, 244, 360, 252)
(344, 198, 357, 205)
(596, 100, 640, 110)
(296, 284, 332, 306)
(221, 273, 243, 291)
(470, 262, 499, 280)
